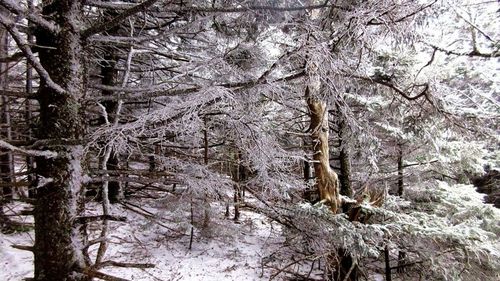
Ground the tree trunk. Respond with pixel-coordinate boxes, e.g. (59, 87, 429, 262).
(303, 158, 312, 181)
(202, 123, 210, 228)
(397, 143, 404, 196)
(305, 61, 354, 280)
(233, 150, 241, 221)
(25, 0, 35, 198)
(33, 1, 90, 280)
(100, 37, 121, 203)
(0, 8, 13, 201)
(306, 93, 340, 213)
(337, 107, 353, 198)
(385, 245, 392, 281)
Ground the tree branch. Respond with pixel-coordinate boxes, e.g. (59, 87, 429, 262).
(75, 215, 127, 224)
(180, 1, 344, 13)
(91, 70, 305, 101)
(425, 42, 499, 58)
(0, 51, 23, 63)
(0, 139, 58, 158)
(83, 269, 131, 281)
(85, 0, 344, 13)
(97, 260, 155, 269)
(0, 13, 66, 95)
(0, 0, 60, 33)
(11, 244, 34, 252)
(349, 74, 430, 101)
(367, 0, 437, 25)
(82, 0, 160, 38)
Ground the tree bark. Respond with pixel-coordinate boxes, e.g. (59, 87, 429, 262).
(233, 150, 241, 221)
(305, 59, 352, 280)
(99, 18, 121, 203)
(337, 107, 353, 198)
(25, 0, 35, 198)
(397, 143, 404, 196)
(306, 90, 340, 212)
(202, 121, 210, 228)
(33, 1, 90, 280)
(0, 7, 13, 201)
(385, 245, 392, 281)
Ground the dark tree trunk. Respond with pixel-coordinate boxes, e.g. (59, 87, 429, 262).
(303, 158, 311, 181)
(397, 143, 404, 196)
(330, 249, 358, 281)
(337, 108, 353, 198)
(397, 250, 406, 273)
(232, 150, 243, 221)
(100, 41, 121, 203)
(25, 0, 36, 198)
(33, 1, 90, 280)
(0, 10, 13, 201)
(385, 245, 392, 281)
(202, 123, 210, 227)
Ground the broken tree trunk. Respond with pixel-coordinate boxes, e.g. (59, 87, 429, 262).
(305, 58, 356, 280)
(305, 67, 340, 213)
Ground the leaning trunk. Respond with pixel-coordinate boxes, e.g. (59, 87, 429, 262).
(33, 1, 90, 280)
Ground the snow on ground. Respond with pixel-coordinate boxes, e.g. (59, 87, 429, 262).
(0, 232, 34, 280)
(0, 200, 35, 281)
(0, 198, 285, 281)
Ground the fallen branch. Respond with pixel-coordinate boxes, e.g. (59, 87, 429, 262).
(75, 215, 127, 224)
(97, 260, 155, 269)
(83, 268, 131, 281)
(11, 244, 34, 252)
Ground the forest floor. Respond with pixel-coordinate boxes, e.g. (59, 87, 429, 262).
(0, 196, 293, 281)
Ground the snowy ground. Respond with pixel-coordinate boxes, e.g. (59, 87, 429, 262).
(0, 198, 286, 281)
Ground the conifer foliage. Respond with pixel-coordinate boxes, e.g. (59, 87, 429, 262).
(0, 1, 498, 280)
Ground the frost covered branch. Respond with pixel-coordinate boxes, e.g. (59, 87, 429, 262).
(426, 42, 499, 58)
(0, 0, 60, 33)
(0, 13, 66, 95)
(82, 0, 159, 38)
(0, 139, 58, 158)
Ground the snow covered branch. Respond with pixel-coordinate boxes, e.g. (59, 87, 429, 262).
(0, 0, 60, 33)
(82, 0, 160, 38)
(0, 139, 58, 158)
(0, 12, 66, 95)
(426, 42, 499, 58)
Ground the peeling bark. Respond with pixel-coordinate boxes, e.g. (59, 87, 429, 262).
(306, 94, 340, 213)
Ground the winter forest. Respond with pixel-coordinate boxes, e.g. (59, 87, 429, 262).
(0, 0, 498, 280)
